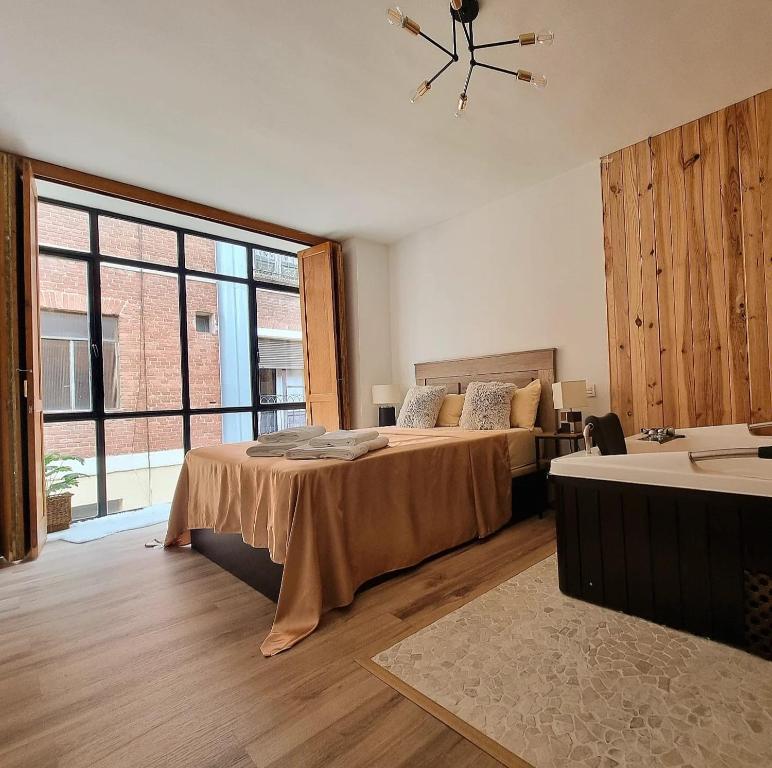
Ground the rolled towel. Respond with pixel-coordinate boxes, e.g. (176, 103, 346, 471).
(258, 425, 326, 445)
(246, 442, 301, 457)
(307, 429, 380, 448)
(285, 435, 390, 461)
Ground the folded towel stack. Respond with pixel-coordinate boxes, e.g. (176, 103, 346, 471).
(246, 442, 301, 458)
(285, 434, 389, 461)
(306, 429, 380, 448)
(258, 426, 326, 445)
(245, 425, 327, 457)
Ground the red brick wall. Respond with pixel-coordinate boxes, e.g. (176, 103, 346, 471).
(39, 203, 301, 460)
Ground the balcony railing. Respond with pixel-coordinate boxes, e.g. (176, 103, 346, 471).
(253, 251, 299, 287)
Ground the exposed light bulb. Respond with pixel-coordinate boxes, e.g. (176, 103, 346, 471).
(386, 6, 404, 27)
(454, 93, 468, 118)
(386, 6, 420, 34)
(450, 0, 463, 11)
(517, 70, 548, 89)
(410, 80, 431, 103)
(536, 29, 554, 46)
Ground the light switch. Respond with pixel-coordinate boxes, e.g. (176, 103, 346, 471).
(585, 383, 596, 398)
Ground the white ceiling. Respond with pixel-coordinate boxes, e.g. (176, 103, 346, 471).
(1, 1, 771, 244)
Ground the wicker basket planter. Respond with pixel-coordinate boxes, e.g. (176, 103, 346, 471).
(47, 493, 73, 533)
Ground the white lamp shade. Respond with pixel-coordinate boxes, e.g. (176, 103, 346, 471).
(552, 380, 588, 410)
(372, 384, 402, 405)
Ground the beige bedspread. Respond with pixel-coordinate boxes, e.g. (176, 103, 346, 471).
(165, 427, 513, 656)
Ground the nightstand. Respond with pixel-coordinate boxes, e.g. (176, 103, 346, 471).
(535, 433, 585, 517)
(535, 431, 585, 470)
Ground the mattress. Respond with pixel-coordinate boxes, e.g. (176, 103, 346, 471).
(431, 426, 538, 474)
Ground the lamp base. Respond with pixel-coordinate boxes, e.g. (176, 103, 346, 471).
(378, 406, 397, 427)
(558, 410, 583, 434)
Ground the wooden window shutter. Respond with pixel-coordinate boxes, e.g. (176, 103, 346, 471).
(297, 242, 350, 430)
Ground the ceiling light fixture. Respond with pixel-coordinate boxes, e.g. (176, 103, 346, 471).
(385, 1, 553, 116)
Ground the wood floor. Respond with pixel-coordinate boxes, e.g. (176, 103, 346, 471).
(0, 515, 556, 768)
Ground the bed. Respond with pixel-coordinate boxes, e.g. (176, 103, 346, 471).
(165, 349, 556, 655)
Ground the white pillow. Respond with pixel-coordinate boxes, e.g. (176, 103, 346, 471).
(459, 381, 516, 430)
(396, 385, 447, 428)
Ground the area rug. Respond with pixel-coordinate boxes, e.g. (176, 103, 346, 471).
(48, 503, 170, 543)
(359, 555, 772, 768)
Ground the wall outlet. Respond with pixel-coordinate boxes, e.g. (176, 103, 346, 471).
(586, 383, 596, 398)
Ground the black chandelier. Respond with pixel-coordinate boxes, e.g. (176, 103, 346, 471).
(386, 0, 553, 117)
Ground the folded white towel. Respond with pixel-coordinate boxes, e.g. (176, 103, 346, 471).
(246, 442, 301, 457)
(285, 435, 390, 461)
(307, 429, 380, 448)
(258, 426, 326, 445)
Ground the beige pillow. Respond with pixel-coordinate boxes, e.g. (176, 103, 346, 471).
(396, 385, 447, 428)
(510, 379, 542, 429)
(436, 394, 465, 427)
(459, 382, 516, 430)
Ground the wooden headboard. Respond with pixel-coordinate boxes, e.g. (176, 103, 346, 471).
(414, 348, 557, 432)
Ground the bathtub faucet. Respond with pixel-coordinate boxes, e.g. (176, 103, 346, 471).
(689, 446, 772, 463)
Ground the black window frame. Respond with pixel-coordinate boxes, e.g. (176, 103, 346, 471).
(39, 197, 305, 518)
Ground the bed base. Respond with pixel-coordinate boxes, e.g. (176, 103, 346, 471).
(190, 472, 546, 603)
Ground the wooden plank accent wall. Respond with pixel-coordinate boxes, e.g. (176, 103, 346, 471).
(602, 87, 772, 434)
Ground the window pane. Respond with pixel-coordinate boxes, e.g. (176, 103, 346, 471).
(73, 341, 91, 411)
(101, 264, 181, 412)
(38, 202, 90, 252)
(42, 339, 71, 412)
(105, 417, 183, 515)
(187, 277, 251, 408)
(41, 310, 89, 339)
(258, 409, 306, 436)
(185, 235, 248, 277)
(39, 258, 91, 413)
(190, 412, 253, 449)
(256, 288, 305, 405)
(44, 422, 98, 522)
(98, 216, 177, 266)
(253, 249, 298, 288)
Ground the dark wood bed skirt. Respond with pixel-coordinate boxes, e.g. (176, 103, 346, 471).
(191, 471, 546, 603)
(553, 475, 772, 660)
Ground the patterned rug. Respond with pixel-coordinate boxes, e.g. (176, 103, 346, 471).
(361, 555, 772, 768)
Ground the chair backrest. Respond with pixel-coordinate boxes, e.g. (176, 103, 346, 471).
(584, 413, 627, 456)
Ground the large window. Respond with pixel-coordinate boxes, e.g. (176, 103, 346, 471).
(38, 200, 305, 519)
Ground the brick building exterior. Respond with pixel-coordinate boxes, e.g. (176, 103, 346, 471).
(39, 202, 303, 516)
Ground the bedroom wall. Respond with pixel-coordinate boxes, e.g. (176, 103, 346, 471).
(342, 238, 393, 428)
(388, 161, 611, 416)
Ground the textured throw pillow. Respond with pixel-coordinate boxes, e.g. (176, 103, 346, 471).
(436, 394, 465, 427)
(510, 379, 542, 429)
(396, 385, 447, 428)
(459, 382, 516, 430)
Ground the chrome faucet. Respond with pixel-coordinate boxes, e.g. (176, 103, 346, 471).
(582, 422, 594, 455)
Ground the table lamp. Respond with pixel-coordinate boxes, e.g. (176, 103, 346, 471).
(372, 384, 402, 427)
(551, 380, 588, 433)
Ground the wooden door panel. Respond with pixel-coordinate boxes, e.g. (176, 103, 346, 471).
(298, 242, 349, 431)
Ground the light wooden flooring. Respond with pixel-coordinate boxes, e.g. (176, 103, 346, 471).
(0, 515, 556, 768)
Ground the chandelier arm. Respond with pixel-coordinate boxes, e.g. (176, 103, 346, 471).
(427, 58, 456, 86)
(460, 19, 472, 49)
(473, 38, 522, 51)
(462, 61, 475, 95)
(418, 30, 456, 59)
(475, 61, 520, 79)
(452, 15, 458, 58)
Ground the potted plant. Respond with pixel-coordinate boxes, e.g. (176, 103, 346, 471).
(45, 453, 86, 533)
